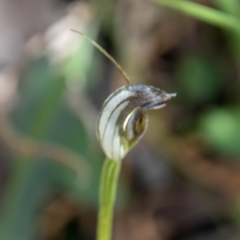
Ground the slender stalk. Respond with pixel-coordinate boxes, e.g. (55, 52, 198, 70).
(97, 158, 121, 240)
(71, 29, 131, 85)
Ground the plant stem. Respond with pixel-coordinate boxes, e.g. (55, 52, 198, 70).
(97, 158, 121, 240)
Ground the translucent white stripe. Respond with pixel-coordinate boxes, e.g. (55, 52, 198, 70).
(112, 127, 128, 161)
(98, 90, 134, 140)
(112, 129, 121, 161)
(101, 101, 129, 160)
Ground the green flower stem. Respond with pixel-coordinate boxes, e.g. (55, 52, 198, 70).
(97, 158, 121, 240)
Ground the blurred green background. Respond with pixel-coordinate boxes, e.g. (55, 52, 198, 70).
(1, 0, 240, 239)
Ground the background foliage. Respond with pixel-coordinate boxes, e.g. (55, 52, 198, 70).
(0, 0, 240, 239)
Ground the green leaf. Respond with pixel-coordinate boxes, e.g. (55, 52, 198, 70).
(215, 0, 240, 17)
(154, 0, 240, 33)
(215, 0, 240, 65)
